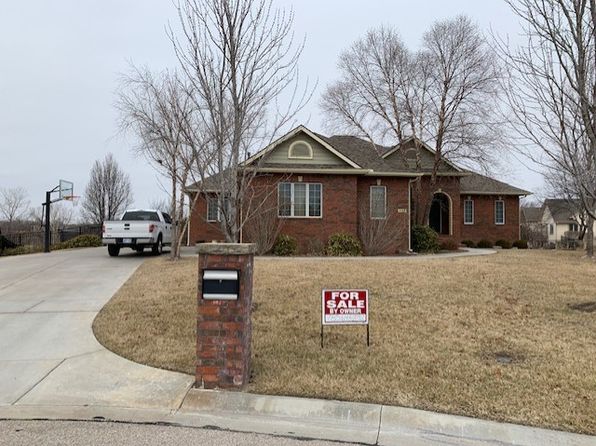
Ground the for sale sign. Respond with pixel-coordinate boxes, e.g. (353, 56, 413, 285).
(322, 289, 369, 325)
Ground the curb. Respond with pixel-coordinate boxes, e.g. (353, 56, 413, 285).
(2, 390, 595, 446)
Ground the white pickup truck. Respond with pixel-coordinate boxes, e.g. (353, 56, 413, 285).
(102, 209, 172, 257)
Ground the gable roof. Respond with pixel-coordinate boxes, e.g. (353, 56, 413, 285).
(521, 207, 543, 223)
(243, 125, 362, 169)
(460, 172, 531, 196)
(381, 136, 463, 173)
(543, 199, 580, 223)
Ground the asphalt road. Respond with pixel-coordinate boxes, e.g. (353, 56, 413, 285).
(0, 420, 359, 446)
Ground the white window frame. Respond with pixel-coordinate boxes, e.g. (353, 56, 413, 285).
(463, 199, 474, 225)
(206, 195, 228, 222)
(370, 185, 387, 219)
(495, 200, 505, 225)
(288, 140, 314, 160)
(278, 182, 323, 218)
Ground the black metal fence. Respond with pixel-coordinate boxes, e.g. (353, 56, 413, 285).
(1, 225, 101, 249)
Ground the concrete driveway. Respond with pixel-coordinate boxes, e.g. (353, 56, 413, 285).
(0, 247, 193, 409)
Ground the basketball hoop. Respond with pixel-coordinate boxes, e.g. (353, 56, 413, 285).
(63, 195, 81, 207)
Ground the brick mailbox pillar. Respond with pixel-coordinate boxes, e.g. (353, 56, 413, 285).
(196, 243, 256, 390)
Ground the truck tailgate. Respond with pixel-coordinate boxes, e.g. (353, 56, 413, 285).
(103, 221, 155, 239)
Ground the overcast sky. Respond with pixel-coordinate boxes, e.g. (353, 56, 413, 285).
(0, 0, 541, 215)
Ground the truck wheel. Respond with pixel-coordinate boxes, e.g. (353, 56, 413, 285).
(108, 245, 120, 257)
(152, 236, 163, 255)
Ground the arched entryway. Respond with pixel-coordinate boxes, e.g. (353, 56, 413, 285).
(429, 192, 451, 235)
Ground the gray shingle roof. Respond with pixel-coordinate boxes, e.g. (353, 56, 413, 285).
(543, 199, 580, 223)
(460, 172, 531, 196)
(313, 133, 389, 171)
(314, 133, 460, 173)
(186, 127, 531, 197)
(521, 207, 543, 223)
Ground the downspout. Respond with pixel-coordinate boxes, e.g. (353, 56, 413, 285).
(408, 178, 414, 252)
(186, 196, 191, 247)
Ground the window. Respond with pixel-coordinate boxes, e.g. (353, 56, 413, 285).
(569, 223, 579, 232)
(207, 195, 229, 222)
(549, 224, 554, 235)
(495, 200, 505, 225)
(463, 199, 474, 225)
(122, 211, 160, 221)
(162, 213, 172, 224)
(288, 140, 313, 159)
(278, 182, 322, 217)
(370, 186, 387, 219)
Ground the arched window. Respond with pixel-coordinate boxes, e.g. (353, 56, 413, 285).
(429, 192, 451, 235)
(288, 140, 313, 159)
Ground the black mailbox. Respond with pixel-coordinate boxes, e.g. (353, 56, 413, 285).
(202, 269, 239, 300)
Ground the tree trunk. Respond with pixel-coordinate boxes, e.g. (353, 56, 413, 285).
(586, 216, 594, 258)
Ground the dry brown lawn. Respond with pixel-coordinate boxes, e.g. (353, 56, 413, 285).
(93, 250, 596, 434)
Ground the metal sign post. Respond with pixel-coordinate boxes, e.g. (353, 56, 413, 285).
(321, 289, 370, 348)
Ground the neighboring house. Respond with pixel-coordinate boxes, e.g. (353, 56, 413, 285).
(541, 199, 594, 245)
(187, 125, 530, 254)
(520, 206, 547, 247)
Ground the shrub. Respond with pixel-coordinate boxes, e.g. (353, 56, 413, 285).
(411, 225, 440, 253)
(55, 234, 102, 250)
(326, 233, 362, 256)
(495, 239, 512, 249)
(272, 234, 297, 256)
(0, 246, 41, 257)
(439, 240, 459, 251)
(513, 239, 529, 249)
(477, 239, 493, 249)
(461, 239, 476, 248)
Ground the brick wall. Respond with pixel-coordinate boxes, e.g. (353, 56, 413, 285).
(356, 177, 410, 254)
(267, 173, 358, 253)
(196, 247, 254, 389)
(188, 192, 226, 244)
(460, 195, 520, 243)
(188, 174, 522, 253)
(190, 174, 360, 254)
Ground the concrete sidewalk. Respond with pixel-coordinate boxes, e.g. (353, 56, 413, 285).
(181, 245, 498, 260)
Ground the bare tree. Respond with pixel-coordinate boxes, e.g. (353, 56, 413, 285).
(499, 0, 596, 257)
(169, 0, 313, 243)
(81, 154, 133, 224)
(148, 197, 172, 213)
(29, 202, 74, 231)
(117, 67, 201, 259)
(322, 16, 501, 224)
(358, 202, 407, 256)
(0, 187, 30, 232)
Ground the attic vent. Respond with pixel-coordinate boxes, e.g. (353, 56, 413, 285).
(288, 140, 313, 160)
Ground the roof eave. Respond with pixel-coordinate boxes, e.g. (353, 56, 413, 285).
(460, 190, 532, 196)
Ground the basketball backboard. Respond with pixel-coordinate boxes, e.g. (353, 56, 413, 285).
(59, 180, 74, 199)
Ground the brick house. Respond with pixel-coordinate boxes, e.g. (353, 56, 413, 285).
(187, 125, 530, 254)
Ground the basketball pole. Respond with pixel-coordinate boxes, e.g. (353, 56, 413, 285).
(44, 190, 51, 253)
